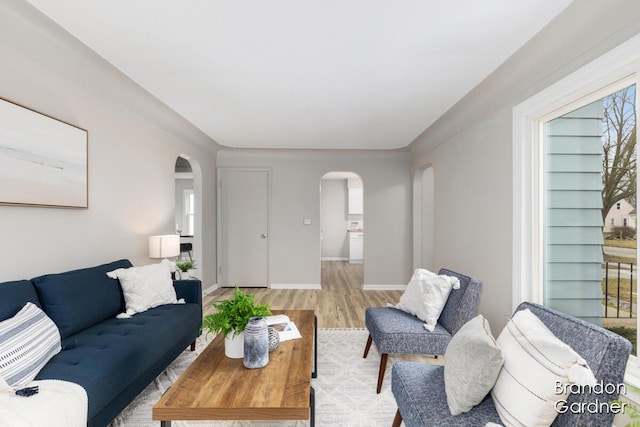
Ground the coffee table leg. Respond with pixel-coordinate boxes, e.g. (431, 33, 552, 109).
(310, 386, 315, 427)
(160, 421, 171, 427)
(312, 315, 318, 378)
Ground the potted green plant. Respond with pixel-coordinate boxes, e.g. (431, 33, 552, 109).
(201, 287, 272, 358)
(175, 260, 196, 279)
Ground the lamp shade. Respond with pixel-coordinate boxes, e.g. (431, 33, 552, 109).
(149, 235, 180, 259)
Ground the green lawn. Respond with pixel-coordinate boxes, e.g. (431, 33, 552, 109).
(604, 254, 636, 264)
(601, 237, 637, 354)
(604, 239, 637, 249)
(602, 277, 636, 304)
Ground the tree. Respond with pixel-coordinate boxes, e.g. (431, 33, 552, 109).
(601, 85, 636, 222)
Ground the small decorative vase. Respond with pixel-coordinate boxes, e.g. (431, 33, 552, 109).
(224, 331, 244, 359)
(268, 326, 280, 352)
(243, 316, 269, 369)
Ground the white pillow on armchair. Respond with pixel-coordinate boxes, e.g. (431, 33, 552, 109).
(490, 308, 597, 426)
(394, 268, 460, 331)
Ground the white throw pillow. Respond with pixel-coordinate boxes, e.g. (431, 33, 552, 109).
(107, 262, 178, 316)
(0, 302, 61, 390)
(444, 315, 504, 415)
(395, 269, 460, 331)
(490, 309, 597, 427)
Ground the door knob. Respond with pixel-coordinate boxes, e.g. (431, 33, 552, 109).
(260, 234, 267, 239)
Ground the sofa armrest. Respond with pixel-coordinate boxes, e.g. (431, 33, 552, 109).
(173, 279, 202, 307)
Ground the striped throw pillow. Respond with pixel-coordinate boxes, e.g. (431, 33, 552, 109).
(490, 309, 596, 427)
(0, 302, 61, 390)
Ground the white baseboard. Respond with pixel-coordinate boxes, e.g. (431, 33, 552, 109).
(202, 284, 219, 296)
(321, 257, 349, 261)
(271, 283, 322, 290)
(208, 282, 402, 291)
(363, 284, 407, 291)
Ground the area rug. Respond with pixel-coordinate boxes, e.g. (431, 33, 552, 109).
(109, 329, 400, 426)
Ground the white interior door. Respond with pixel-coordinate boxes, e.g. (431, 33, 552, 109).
(218, 168, 269, 287)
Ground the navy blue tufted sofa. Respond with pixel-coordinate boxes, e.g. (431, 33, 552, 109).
(0, 259, 202, 427)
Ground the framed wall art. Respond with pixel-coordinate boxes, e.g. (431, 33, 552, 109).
(0, 97, 88, 208)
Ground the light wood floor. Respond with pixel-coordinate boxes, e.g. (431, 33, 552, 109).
(203, 261, 440, 366)
(203, 261, 404, 329)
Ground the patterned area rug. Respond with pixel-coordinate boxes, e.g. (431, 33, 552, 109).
(109, 329, 400, 427)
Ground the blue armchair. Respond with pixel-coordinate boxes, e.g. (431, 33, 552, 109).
(391, 302, 633, 427)
(363, 268, 482, 393)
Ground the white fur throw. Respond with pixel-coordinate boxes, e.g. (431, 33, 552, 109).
(0, 379, 87, 427)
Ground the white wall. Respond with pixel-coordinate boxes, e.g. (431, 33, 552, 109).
(0, 2, 219, 285)
(320, 179, 349, 260)
(413, 166, 434, 271)
(217, 149, 412, 287)
(409, 0, 640, 332)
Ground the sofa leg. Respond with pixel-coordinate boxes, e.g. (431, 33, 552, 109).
(363, 334, 373, 358)
(377, 353, 388, 394)
(190, 341, 196, 351)
(392, 408, 402, 427)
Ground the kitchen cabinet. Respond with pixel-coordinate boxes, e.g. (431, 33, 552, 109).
(349, 231, 363, 264)
(348, 188, 363, 215)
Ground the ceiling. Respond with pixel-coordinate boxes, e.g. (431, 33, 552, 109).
(27, 0, 572, 150)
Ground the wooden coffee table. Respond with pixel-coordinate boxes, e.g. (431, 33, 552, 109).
(153, 310, 317, 426)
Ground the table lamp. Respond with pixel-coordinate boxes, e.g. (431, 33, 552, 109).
(149, 234, 180, 261)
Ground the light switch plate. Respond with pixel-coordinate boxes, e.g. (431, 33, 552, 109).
(303, 218, 312, 225)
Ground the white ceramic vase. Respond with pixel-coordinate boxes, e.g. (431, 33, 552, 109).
(224, 331, 245, 358)
(176, 269, 195, 279)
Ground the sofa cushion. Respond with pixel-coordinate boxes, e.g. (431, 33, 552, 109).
(365, 307, 452, 355)
(31, 259, 132, 338)
(36, 302, 200, 422)
(444, 315, 503, 415)
(395, 269, 460, 332)
(0, 302, 61, 389)
(0, 280, 42, 322)
(437, 268, 482, 336)
(490, 308, 597, 427)
(392, 361, 502, 426)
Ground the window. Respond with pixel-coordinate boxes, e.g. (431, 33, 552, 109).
(542, 86, 636, 330)
(183, 189, 195, 236)
(514, 33, 640, 385)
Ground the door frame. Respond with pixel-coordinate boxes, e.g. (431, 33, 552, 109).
(216, 167, 272, 287)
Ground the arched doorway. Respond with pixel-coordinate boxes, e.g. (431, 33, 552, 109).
(320, 171, 364, 289)
(175, 157, 194, 237)
(174, 155, 202, 279)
